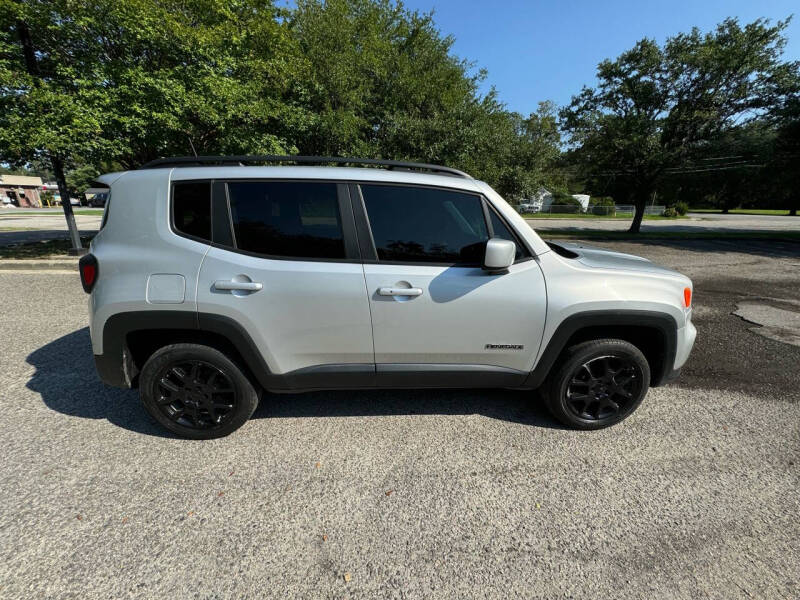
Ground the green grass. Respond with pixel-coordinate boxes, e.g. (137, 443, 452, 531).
(521, 213, 686, 220)
(538, 230, 800, 241)
(691, 208, 797, 216)
(0, 236, 94, 259)
(73, 209, 104, 216)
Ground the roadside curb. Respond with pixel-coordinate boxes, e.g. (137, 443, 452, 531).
(0, 259, 78, 271)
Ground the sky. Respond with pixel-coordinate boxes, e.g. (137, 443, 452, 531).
(401, 0, 800, 115)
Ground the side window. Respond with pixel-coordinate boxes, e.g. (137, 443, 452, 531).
(361, 184, 489, 264)
(488, 208, 530, 260)
(173, 182, 211, 241)
(227, 181, 345, 259)
(99, 190, 111, 229)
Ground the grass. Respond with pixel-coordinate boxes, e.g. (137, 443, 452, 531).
(538, 230, 800, 241)
(521, 213, 686, 220)
(690, 208, 797, 216)
(0, 236, 94, 259)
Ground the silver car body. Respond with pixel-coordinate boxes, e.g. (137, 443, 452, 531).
(88, 166, 695, 389)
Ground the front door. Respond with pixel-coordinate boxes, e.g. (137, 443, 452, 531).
(355, 183, 547, 386)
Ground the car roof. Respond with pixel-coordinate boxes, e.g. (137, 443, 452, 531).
(102, 166, 484, 193)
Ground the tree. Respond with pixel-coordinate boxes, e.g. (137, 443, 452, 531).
(289, 0, 563, 197)
(2, 0, 563, 217)
(0, 1, 117, 251)
(561, 18, 795, 232)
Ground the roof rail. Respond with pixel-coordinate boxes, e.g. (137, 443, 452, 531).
(138, 155, 472, 179)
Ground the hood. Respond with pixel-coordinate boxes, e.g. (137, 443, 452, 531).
(549, 241, 685, 278)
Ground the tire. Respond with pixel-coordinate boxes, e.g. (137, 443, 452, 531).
(542, 339, 650, 430)
(139, 343, 259, 439)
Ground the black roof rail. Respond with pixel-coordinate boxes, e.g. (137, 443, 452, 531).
(138, 155, 472, 179)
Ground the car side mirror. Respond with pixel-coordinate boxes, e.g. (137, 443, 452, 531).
(482, 238, 516, 273)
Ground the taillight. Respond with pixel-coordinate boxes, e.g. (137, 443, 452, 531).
(79, 253, 98, 293)
(683, 287, 692, 308)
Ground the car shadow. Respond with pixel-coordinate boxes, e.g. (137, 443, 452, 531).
(27, 328, 563, 438)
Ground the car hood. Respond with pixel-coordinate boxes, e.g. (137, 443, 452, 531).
(550, 241, 685, 279)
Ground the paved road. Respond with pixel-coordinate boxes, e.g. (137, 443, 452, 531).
(0, 240, 799, 599)
(1, 209, 798, 248)
(0, 209, 102, 246)
(527, 211, 800, 232)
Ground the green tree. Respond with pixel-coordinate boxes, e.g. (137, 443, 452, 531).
(289, 0, 562, 197)
(561, 18, 795, 232)
(0, 0, 118, 249)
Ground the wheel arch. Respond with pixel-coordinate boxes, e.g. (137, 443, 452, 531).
(97, 310, 272, 389)
(525, 310, 677, 389)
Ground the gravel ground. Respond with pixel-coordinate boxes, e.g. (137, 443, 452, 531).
(1, 240, 798, 599)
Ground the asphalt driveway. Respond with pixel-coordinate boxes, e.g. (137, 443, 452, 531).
(0, 239, 798, 599)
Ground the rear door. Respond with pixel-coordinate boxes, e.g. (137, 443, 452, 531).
(195, 179, 374, 387)
(354, 183, 547, 386)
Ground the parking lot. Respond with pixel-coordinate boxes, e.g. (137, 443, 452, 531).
(1, 239, 798, 599)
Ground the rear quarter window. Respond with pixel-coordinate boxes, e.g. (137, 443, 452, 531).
(173, 182, 212, 241)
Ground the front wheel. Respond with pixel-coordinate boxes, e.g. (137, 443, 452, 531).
(140, 343, 259, 439)
(542, 339, 650, 430)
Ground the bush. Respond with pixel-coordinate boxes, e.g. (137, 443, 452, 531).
(674, 201, 689, 216)
(40, 190, 55, 207)
(662, 207, 678, 218)
(589, 196, 615, 216)
(549, 192, 583, 213)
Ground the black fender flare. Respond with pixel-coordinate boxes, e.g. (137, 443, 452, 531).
(96, 310, 275, 389)
(524, 310, 678, 389)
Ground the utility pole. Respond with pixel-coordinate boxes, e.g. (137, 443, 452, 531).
(15, 19, 84, 254)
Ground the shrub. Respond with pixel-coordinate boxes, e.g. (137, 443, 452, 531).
(662, 207, 678, 218)
(40, 190, 55, 207)
(549, 192, 583, 214)
(589, 196, 615, 216)
(674, 201, 689, 216)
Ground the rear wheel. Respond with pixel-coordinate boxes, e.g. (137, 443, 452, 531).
(140, 343, 259, 439)
(543, 339, 650, 430)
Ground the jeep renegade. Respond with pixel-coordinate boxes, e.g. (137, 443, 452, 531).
(81, 156, 696, 439)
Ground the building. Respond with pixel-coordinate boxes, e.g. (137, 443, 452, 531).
(0, 174, 43, 207)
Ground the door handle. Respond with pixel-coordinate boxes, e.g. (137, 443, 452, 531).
(378, 286, 423, 297)
(214, 280, 263, 292)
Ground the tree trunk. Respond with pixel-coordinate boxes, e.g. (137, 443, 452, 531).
(628, 197, 646, 233)
(51, 155, 84, 254)
(15, 20, 39, 76)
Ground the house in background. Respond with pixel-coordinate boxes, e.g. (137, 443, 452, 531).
(0, 174, 43, 207)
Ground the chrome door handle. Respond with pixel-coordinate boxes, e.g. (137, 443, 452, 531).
(214, 280, 263, 291)
(378, 286, 423, 297)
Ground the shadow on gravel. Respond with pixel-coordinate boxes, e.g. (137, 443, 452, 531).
(28, 328, 562, 437)
(26, 327, 172, 438)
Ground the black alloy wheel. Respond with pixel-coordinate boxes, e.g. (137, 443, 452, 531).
(564, 355, 643, 421)
(543, 339, 651, 430)
(155, 360, 237, 430)
(140, 343, 259, 439)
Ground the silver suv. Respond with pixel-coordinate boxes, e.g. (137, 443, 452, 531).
(81, 156, 696, 439)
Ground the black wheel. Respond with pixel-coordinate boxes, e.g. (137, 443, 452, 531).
(543, 339, 650, 430)
(139, 343, 259, 439)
